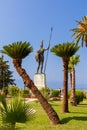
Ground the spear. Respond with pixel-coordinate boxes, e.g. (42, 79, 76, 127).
(44, 27, 53, 73)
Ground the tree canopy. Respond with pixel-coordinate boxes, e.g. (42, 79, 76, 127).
(0, 55, 15, 90)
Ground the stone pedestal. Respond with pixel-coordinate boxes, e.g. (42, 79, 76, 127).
(34, 73, 46, 89)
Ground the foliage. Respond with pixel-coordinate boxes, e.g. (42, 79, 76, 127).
(0, 99, 86, 130)
(50, 42, 80, 58)
(2, 86, 30, 98)
(20, 88, 30, 98)
(2, 87, 8, 96)
(8, 85, 20, 97)
(40, 87, 50, 100)
(75, 90, 84, 104)
(0, 98, 87, 130)
(68, 55, 80, 70)
(68, 90, 84, 104)
(1, 41, 33, 59)
(0, 94, 35, 130)
(71, 15, 87, 46)
(0, 55, 15, 90)
(50, 89, 60, 97)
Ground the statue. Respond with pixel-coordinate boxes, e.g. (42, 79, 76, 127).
(35, 40, 50, 73)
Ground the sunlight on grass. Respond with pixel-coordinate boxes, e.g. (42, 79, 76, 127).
(0, 99, 87, 130)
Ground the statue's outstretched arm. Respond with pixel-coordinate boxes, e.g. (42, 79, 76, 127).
(44, 44, 50, 51)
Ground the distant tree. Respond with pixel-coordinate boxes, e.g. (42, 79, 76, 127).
(51, 42, 80, 113)
(68, 55, 80, 106)
(71, 15, 87, 47)
(0, 55, 15, 90)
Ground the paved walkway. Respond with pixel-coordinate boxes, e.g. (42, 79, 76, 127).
(25, 98, 38, 103)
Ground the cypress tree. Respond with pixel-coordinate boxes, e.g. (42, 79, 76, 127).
(0, 55, 15, 90)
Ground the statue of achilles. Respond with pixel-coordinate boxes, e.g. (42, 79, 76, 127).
(35, 40, 50, 73)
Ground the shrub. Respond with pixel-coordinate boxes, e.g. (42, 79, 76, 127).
(40, 87, 50, 100)
(0, 94, 35, 130)
(75, 90, 84, 104)
(8, 85, 20, 97)
(2, 87, 8, 96)
(20, 88, 30, 98)
(50, 89, 60, 97)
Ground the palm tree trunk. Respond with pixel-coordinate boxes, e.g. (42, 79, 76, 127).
(13, 59, 60, 125)
(62, 58, 69, 113)
(70, 72, 72, 90)
(70, 67, 77, 106)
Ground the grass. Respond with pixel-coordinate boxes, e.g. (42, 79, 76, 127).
(0, 99, 87, 130)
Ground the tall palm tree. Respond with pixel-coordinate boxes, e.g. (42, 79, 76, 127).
(0, 41, 60, 125)
(68, 55, 80, 106)
(71, 16, 87, 47)
(51, 42, 80, 113)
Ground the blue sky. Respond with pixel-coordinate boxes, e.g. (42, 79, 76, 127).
(0, 0, 87, 89)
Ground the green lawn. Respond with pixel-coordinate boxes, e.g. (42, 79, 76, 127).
(0, 99, 87, 130)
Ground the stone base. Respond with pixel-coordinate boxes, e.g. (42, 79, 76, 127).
(34, 73, 46, 89)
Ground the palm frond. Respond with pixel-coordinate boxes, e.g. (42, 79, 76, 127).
(71, 16, 87, 46)
(5, 97, 35, 123)
(69, 55, 80, 66)
(0, 96, 35, 129)
(51, 42, 80, 58)
(1, 41, 33, 59)
(0, 94, 7, 111)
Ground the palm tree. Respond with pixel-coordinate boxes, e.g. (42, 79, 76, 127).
(0, 41, 60, 125)
(51, 42, 80, 113)
(71, 16, 87, 47)
(68, 55, 80, 106)
(0, 94, 34, 130)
